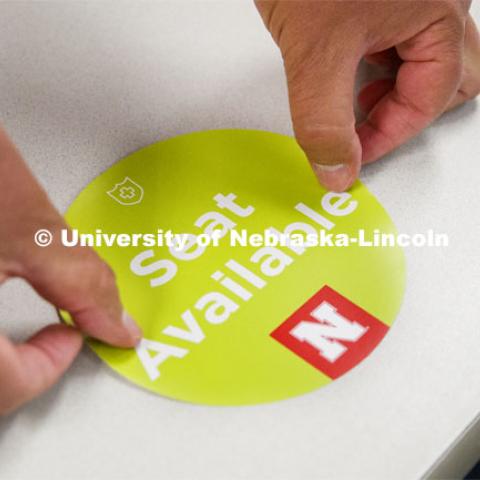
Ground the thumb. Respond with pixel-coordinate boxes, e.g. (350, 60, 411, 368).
(0, 325, 83, 415)
(284, 48, 362, 191)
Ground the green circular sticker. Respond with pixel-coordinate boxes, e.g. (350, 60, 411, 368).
(62, 130, 405, 405)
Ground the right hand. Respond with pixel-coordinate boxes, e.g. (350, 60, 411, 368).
(256, 1, 480, 191)
(0, 127, 142, 415)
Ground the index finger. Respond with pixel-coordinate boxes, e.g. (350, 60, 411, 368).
(357, 17, 464, 164)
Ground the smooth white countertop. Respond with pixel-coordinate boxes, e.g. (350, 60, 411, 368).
(0, 2, 479, 479)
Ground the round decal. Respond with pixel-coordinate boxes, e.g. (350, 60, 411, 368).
(62, 130, 405, 405)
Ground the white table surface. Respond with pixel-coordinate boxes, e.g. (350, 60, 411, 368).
(0, 2, 479, 479)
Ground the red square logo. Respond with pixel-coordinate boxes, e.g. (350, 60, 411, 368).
(270, 285, 389, 379)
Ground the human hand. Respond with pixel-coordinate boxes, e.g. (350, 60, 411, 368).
(256, 1, 480, 191)
(0, 128, 142, 415)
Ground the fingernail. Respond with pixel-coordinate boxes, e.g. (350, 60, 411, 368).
(122, 310, 143, 344)
(312, 163, 355, 192)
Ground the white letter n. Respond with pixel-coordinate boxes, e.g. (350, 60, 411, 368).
(290, 302, 367, 362)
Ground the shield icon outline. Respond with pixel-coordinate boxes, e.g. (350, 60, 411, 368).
(106, 177, 144, 205)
